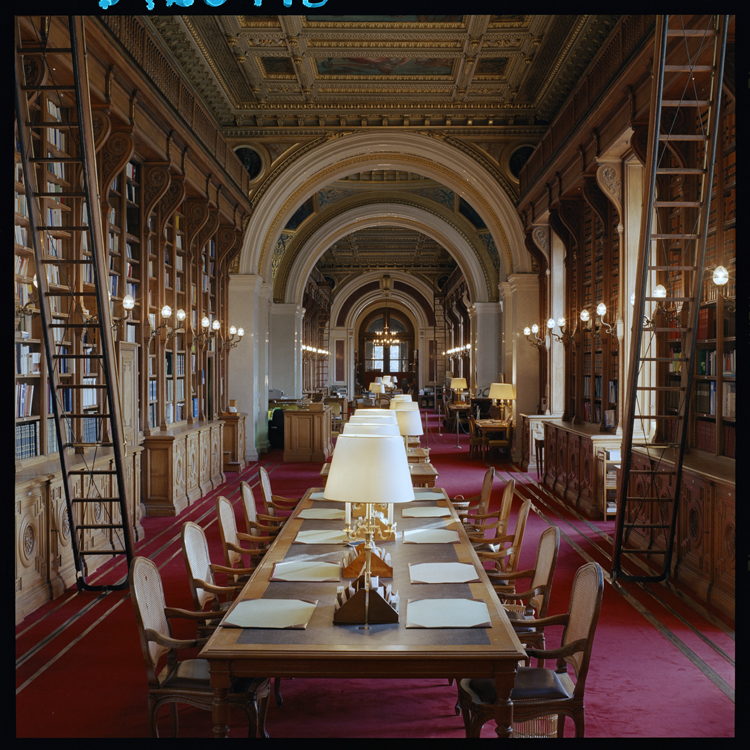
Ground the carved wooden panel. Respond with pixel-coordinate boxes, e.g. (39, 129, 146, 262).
(199, 427, 212, 495)
(15, 482, 48, 624)
(186, 432, 200, 502)
(543, 424, 557, 489)
(118, 342, 139, 448)
(578, 438, 593, 504)
(566, 433, 581, 501)
(553, 429, 569, 496)
(676, 473, 710, 596)
(711, 483, 735, 614)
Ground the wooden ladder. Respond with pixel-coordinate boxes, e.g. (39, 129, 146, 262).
(611, 15, 728, 584)
(14, 16, 134, 591)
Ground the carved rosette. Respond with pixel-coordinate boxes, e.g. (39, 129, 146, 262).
(532, 225, 549, 257)
(596, 162, 623, 223)
(59, 505, 71, 547)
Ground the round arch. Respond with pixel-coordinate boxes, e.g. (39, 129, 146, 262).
(238, 131, 529, 282)
(281, 201, 489, 305)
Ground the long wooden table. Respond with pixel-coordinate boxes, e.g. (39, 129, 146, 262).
(200, 487, 526, 737)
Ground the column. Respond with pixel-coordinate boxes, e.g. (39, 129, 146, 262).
(270, 303, 305, 398)
(549, 229, 566, 416)
(228, 274, 263, 462)
(502, 274, 541, 462)
(468, 302, 502, 392)
(256, 283, 272, 454)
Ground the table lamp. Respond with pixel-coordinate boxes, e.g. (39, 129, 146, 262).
(450, 377, 468, 403)
(395, 408, 424, 452)
(389, 400, 419, 411)
(324, 435, 414, 627)
(349, 412, 398, 425)
(370, 382, 385, 396)
(488, 382, 516, 421)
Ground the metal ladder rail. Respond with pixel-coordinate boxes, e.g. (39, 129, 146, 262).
(15, 16, 134, 591)
(611, 15, 728, 584)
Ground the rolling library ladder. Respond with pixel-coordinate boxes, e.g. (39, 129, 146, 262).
(14, 17, 134, 591)
(611, 16, 729, 584)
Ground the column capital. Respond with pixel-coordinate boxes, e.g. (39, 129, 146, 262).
(229, 273, 263, 294)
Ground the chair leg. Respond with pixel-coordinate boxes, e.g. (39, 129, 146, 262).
(274, 677, 283, 707)
(258, 688, 271, 738)
(170, 702, 179, 738)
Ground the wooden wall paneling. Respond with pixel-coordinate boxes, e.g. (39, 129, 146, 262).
(186, 431, 201, 504)
(674, 472, 711, 601)
(198, 425, 212, 496)
(710, 483, 735, 616)
(564, 432, 581, 504)
(543, 423, 557, 490)
(578, 437, 595, 514)
(553, 428, 568, 497)
(15, 477, 51, 624)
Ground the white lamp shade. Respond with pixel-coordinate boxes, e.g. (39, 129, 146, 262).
(349, 413, 398, 425)
(382, 376, 392, 384)
(450, 378, 467, 390)
(342, 423, 400, 436)
(395, 409, 424, 437)
(323, 435, 415, 505)
(389, 400, 419, 411)
(374, 377, 383, 384)
(488, 383, 516, 401)
(354, 408, 391, 416)
(370, 383, 385, 394)
(391, 394, 412, 402)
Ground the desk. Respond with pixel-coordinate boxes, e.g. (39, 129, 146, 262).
(283, 407, 332, 463)
(200, 487, 526, 738)
(406, 447, 431, 464)
(320, 461, 438, 488)
(475, 419, 512, 458)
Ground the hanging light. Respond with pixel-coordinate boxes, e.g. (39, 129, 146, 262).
(374, 295, 400, 347)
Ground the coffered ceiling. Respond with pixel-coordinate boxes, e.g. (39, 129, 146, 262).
(147, 14, 621, 129)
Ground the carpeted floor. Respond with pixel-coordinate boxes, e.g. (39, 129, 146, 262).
(15, 409, 735, 737)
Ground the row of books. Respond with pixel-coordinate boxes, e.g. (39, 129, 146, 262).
(15, 192, 28, 217)
(694, 419, 716, 452)
(724, 149, 735, 185)
(582, 400, 601, 423)
(15, 255, 32, 277)
(16, 382, 35, 418)
(722, 383, 736, 419)
(724, 188, 735, 222)
(15, 224, 28, 247)
(125, 181, 138, 203)
(15, 420, 40, 460)
(697, 348, 719, 376)
(723, 425, 735, 459)
(126, 162, 138, 181)
(47, 126, 66, 152)
(46, 152, 65, 180)
(16, 344, 41, 375)
(48, 379, 73, 413)
(697, 307, 716, 340)
(694, 381, 716, 415)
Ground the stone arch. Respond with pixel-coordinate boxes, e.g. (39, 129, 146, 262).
(238, 131, 529, 283)
(279, 199, 492, 305)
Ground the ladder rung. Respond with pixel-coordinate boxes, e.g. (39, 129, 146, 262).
(654, 201, 702, 207)
(663, 65, 715, 72)
(633, 414, 680, 419)
(68, 469, 117, 475)
(647, 266, 697, 271)
(78, 550, 127, 556)
(661, 100, 711, 107)
(34, 192, 86, 198)
(628, 469, 677, 474)
(52, 353, 103, 359)
(640, 357, 688, 362)
(630, 444, 676, 450)
(76, 524, 126, 530)
(644, 296, 691, 301)
(635, 386, 684, 391)
(46, 291, 95, 296)
(651, 327, 690, 332)
(48, 323, 98, 328)
(665, 29, 718, 36)
(21, 85, 78, 91)
(30, 157, 81, 163)
(64, 442, 114, 448)
(59, 384, 108, 389)
(656, 168, 706, 174)
(19, 46, 75, 53)
(621, 549, 668, 554)
(651, 233, 699, 239)
(658, 134, 707, 141)
(624, 523, 672, 529)
(625, 497, 669, 503)
(60, 413, 110, 419)
(40, 258, 92, 264)
(71, 497, 121, 503)
(26, 120, 80, 127)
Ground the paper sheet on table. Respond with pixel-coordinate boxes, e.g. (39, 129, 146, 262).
(409, 562, 480, 584)
(271, 560, 341, 582)
(297, 508, 345, 520)
(223, 599, 318, 629)
(406, 598, 491, 628)
(402, 528, 460, 544)
(412, 490, 445, 500)
(309, 491, 327, 500)
(401, 506, 451, 518)
(294, 528, 349, 545)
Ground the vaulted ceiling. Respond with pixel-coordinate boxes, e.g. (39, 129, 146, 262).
(147, 14, 622, 297)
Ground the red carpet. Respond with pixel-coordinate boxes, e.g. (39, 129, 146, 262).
(15, 409, 735, 737)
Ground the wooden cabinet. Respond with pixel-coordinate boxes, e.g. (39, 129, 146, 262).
(142, 421, 224, 516)
(543, 420, 621, 518)
(283, 407, 332, 463)
(15, 447, 143, 624)
(221, 411, 247, 474)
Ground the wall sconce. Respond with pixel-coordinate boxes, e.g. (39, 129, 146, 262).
(712, 265, 735, 312)
(302, 344, 330, 357)
(443, 343, 471, 357)
(166, 307, 186, 340)
(632, 285, 673, 330)
(595, 302, 617, 336)
(111, 293, 136, 331)
(523, 323, 547, 350)
(223, 324, 245, 350)
(149, 304, 175, 343)
(547, 316, 577, 345)
(15, 273, 39, 320)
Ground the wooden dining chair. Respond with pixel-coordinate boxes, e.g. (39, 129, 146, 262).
(239, 480, 282, 543)
(452, 467, 495, 525)
(464, 476, 515, 547)
(467, 416, 485, 460)
(456, 561, 604, 738)
(216, 495, 272, 581)
(258, 466, 301, 524)
(180, 521, 250, 634)
(129, 556, 271, 738)
(485, 421, 512, 461)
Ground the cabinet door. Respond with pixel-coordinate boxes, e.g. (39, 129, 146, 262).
(675, 472, 711, 598)
(711, 483, 734, 613)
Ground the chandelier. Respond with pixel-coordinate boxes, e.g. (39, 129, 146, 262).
(374, 299, 400, 347)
